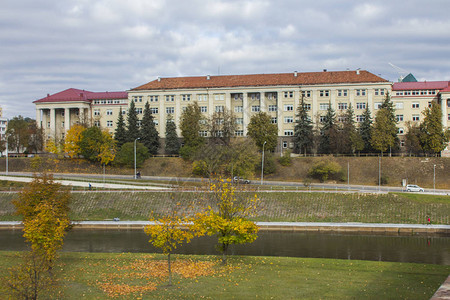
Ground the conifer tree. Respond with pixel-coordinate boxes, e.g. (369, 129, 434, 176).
(114, 107, 127, 149)
(342, 104, 363, 154)
(180, 102, 205, 148)
(165, 114, 180, 155)
(140, 101, 159, 154)
(318, 102, 337, 154)
(126, 101, 140, 143)
(379, 92, 399, 151)
(371, 108, 397, 155)
(359, 106, 373, 152)
(419, 102, 448, 154)
(293, 98, 313, 154)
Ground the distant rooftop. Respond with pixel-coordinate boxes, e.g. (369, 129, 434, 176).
(393, 81, 450, 91)
(33, 88, 127, 103)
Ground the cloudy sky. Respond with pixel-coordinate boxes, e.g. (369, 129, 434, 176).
(1, 0, 449, 119)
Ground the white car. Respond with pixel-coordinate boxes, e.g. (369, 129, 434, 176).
(406, 184, 424, 192)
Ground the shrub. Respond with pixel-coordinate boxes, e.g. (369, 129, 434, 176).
(192, 160, 209, 177)
(278, 150, 292, 166)
(308, 160, 343, 182)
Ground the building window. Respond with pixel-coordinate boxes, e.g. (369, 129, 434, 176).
(319, 90, 330, 97)
(150, 107, 158, 114)
(136, 108, 143, 114)
(268, 105, 278, 112)
(61, 111, 65, 117)
(396, 115, 404, 122)
(153, 119, 159, 125)
(166, 107, 174, 114)
(374, 102, 382, 110)
(61, 121, 65, 128)
(149, 95, 159, 102)
(356, 115, 365, 122)
(197, 94, 208, 101)
(267, 92, 277, 100)
(319, 103, 330, 110)
(215, 106, 224, 112)
(337, 90, 348, 97)
(398, 128, 404, 134)
(94, 121, 100, 127)
(251, 105, 260, 112)
(400, 140, 405, 147)
(337, 116, 346, 122)
(271, 117, 277, 124)
(214, 94, 225, 101)
(355, 89, 366, 96)
(374, 89, 385, 96)
(121, 109, 127, 115)
(235, 130, 244, 136)
(107, 121, 113, 127)
(199, 131, 208, 137)
(236, 118, 243, 125)
(448, 114, 450, 121)
(301, 90, 311, 98)
(165, 95, 175, 102)
(284, 130, 294, 136)
(284, 91, 294, 98)
(232, 93, 243, 101)
(338, 103, 348, 110)
(133, 96, 143, 102)
(319, 116, 326, 123)
(282, 141, 288, 148)
(94, 109, 100, 116)
(200, 106, 207, 113)
(284, 104, 294, 111)
(356, 102, 366, 110)
(412, 102, 420, 109)
(182, 94, 191, 101)
(304, 103, 311, 111)
(234, 106, 243, 113)
(412, 114, 420, 121)
(106, 109, 113, 116)
(395, 102, 404, 109)
(284, 116, 294, 123)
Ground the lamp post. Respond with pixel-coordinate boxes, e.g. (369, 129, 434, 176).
(433, 164, 436, 194)
(260, 141, 266, 185)
(5, 138, 8, 176)
(134, 138, 140, 179)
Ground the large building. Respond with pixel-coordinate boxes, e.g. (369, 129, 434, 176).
(33, 69, 450, 153)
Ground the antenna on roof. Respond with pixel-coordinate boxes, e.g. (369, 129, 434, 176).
(388, 62, 408, 82)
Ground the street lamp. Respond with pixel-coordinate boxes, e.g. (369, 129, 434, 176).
(260, 141, 267, 185)
(5, 137, 8, 176)
(433, 164, 436, 194)
(134, 138, 140, 179)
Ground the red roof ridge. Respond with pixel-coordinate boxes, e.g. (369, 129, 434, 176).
(33, 88, 127, 103)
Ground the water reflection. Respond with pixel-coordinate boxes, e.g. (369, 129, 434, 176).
(1, 229, 449, 265)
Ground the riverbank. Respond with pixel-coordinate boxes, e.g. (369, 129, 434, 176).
(1, 221, 449, 235)
(0, 251, 448, 299)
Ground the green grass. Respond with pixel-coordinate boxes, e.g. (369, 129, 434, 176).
(1, 191, 449, 224)
(0, 251, 447, 299)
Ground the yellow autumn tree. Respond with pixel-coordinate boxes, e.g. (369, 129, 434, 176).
(64, 124, 85, 158)
(144, 194, 194, 286)
(193, 178, 259, 264)
(98, 130, 116, 165)
(45, 138, 59, 154)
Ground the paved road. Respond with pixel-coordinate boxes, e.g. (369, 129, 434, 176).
(2, 172, 450, 195)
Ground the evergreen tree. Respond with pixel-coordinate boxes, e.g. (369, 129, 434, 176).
(247, 112, 278, 152)
(114, 107, 127, 149)
(342, 104, 364, 154)
(419, 103, 448, 154)
(405, 121, 422, 156)
(359, 106, 373, 152)
(126, 100, 140, 143)
(293, 98, 313, 154)
(180, 102, 205, 148)
(140, 101, 159, 154)
(371, 108, 397, 155)
(318, 102, 337, 154)
(380, 92, 399, 150)
(165, 114, 180, 155)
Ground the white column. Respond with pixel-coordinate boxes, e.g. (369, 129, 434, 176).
(64, 108, 70, 133)
(49, 108, 56, 138)
(79, 107, 84, 125)
(442, 98, 448, 128)
(260, 92, 266, 112)
(36, 108, 42, 128)
(243, 93, 249, 135)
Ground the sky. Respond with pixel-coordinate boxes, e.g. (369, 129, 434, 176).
(1, 0, 450, 119)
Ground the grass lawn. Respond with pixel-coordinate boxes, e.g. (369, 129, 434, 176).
(0, 251, 448, 299)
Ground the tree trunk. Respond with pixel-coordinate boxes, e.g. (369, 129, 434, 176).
(222, 243, 229, 265)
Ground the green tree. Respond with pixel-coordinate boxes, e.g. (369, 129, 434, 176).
(318, 102, 337, 154)
(114, 107, 127, 149)
(27, 120, 45, 154)
(293, 98, 313, 155)
(308, 159, 343, 182)
(247, 112, 278, 152)
(405, 121, 422, 155)
(380, 92, 399, 150)
(359, 106, 373, 152)
(126, 101, 140, 143)
(341, 104, 364, 154)
(419, 103, 448, 154)
(140, 101, 159, 154)
(193, 179, 259, 264)
(64, 124, 86, 158)
(180, 102, 205, 148)
(208, 108, 236, 146)
(165, 115, 180, 155)
(114, 141, 149, 167)
(371, 108, 397, 155)
(79, 127, 116, 163)
(7, 115, 31, 153)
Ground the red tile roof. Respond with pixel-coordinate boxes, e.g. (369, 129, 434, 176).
(132, 70, 389, 91)
(393, 81, 450, 91)
(33, 88, 127, 103)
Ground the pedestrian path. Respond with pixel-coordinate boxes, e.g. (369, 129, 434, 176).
(0, 175, 168, 190)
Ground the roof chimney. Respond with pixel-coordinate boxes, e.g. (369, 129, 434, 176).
(356, 68, 360, 75)
(323, 69, 327, 72)
(294, 71, 298, 77)
(157, 77, 161, 82)
(47, 93, 50, 97)
(206, 75, 210, 80)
